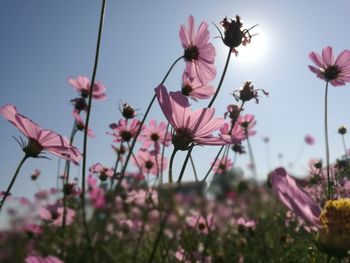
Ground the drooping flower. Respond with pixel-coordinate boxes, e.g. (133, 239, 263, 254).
(270, 167, 350, 257)
(232, 81, 268, 104)
(68, 75, 106, 100)
(155, 85, 226, 151)
(0, 104, 82, 164)
(139, 120, 171, 152)
(180, 15, 216, 84)
(181, 71, 215, 100)
(72, 110, 95, 138)
(308, 46, 350, 86)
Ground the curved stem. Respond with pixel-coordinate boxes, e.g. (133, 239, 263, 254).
(119, 56, 183, 181)
(324, 81, 331, 200)
(81, 0, 107, 244)
(168, 148, 177, 183)
(0, 155, 28, 211)
(177, 145, 194, 183)
(207, 48, 232, 108)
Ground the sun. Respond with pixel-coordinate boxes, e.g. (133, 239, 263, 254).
(235, 27, 268, 64)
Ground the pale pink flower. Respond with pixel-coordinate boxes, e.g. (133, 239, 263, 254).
(109, 119, 142, 143)
(39, 204, 75, 226)
(31, 169, 41, 180)
(219, 122, 245, 144)
(237, 114, 256, 137)
(155, 85, 226, 150)
(0, 104, 82, 164)
(304, 134, 315, 145)
(89, 162, 114, 181)
(68, 75, 106, 100)
(308, 46, 350, 86)
(87, 175, 106, 209)
(25, 255, 63, 263)
(180, 15, 216, 84)
(72, 110, 95, 138)
(132, 150, 168, 176)
(212, 157, 233, 174)
(185, 213, 215, 235)
(139, 120, 171, 152)
(24, 223, 43, 236)
(236, 217, 256, 230)
(181, 71, 215, 100)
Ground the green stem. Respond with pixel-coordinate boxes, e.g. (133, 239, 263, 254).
(81, 0, 107, 244)
(324, 81, 331, 200)
(160, 122, 170, 184)
(177, 145, 194, 183)
(189, 154, 198, 181)
(0, 155, 28, 211)
(207, 47, 232, 108)
(119, 56, 183, 181)
(168, 148, 177, 183)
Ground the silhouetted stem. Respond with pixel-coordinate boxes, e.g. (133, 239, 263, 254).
(342, 134, 348, 160)
(202, 146, 224, 182)
(160, 122, 170, 184)
(119, 56, 183, 181)
(245, 129, 257, 177)
(324, 81, 331, 200)
(189, 154, 198, 181)
(81, 0, 107, 244)
(177, 146, 194, 183)
(0, 155, 28, 212)
(208, 48, 232, 108)
(168, 149, 177, 183)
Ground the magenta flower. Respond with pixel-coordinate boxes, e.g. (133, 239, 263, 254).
(87, 175, 106, 209)
(139, 120, 171, 152)
(109, 119, 143, 143)
(308, 46, 350, 86)
(212, 157, 233, 174)
(180, 15, 216, 84)
(0, 104, 81, 164)
(155, 85, 226, 150)
(304, 134, 315, 145)
(219, 122, 245, 144)
(68, 75, 106, 100)
(181, 71, 215, 100)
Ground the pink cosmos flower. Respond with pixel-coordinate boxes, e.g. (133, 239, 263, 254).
(132, 149, 168, 176)
(0, 104, 81, 164)
(185, 213, 215, 235)
(180, 15, 216, 84)
(181, 71, 215, 100)
(304, 134, 315, 145)
(212, 157, 233, 174)
(139, 120, 171, 152)
(25, 255, 63, 263)
(308, 46, 350, 86)
(270, 167, 321, 228)
(155, 85, 226, 150)
(236, 217, 256, 230)
(89, 162, 114, 181)
(237, 114, 257, 137)
(109, 119, 142, 143)
(219, 122, 245, 144)
(68, 75, 106, 100)
(72, 110, 95, 138)
(39, 204, 75, 226)
(31, 169, 41, 180)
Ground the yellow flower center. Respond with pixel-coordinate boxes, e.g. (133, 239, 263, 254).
(318, 198, 350, 258)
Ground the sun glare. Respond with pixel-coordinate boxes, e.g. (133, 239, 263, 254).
(236, 27, 268, 64)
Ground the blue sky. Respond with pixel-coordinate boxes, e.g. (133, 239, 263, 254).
(1, 0, 350, 199)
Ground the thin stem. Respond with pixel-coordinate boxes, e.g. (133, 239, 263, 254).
(177, 145, 194, 183)
(189, 154, 198, 181)
(81, 0, 107, 244)
(342, 134, 348, 160)
(168, 148, 177, 183)
(208, 48, 232, 108)
(324, 81, 331, 200)
(160, 122, 170, 184)
(0, 155, 28, 211)
(119, 56, 183, 181)
(202, 145, 224, 181)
